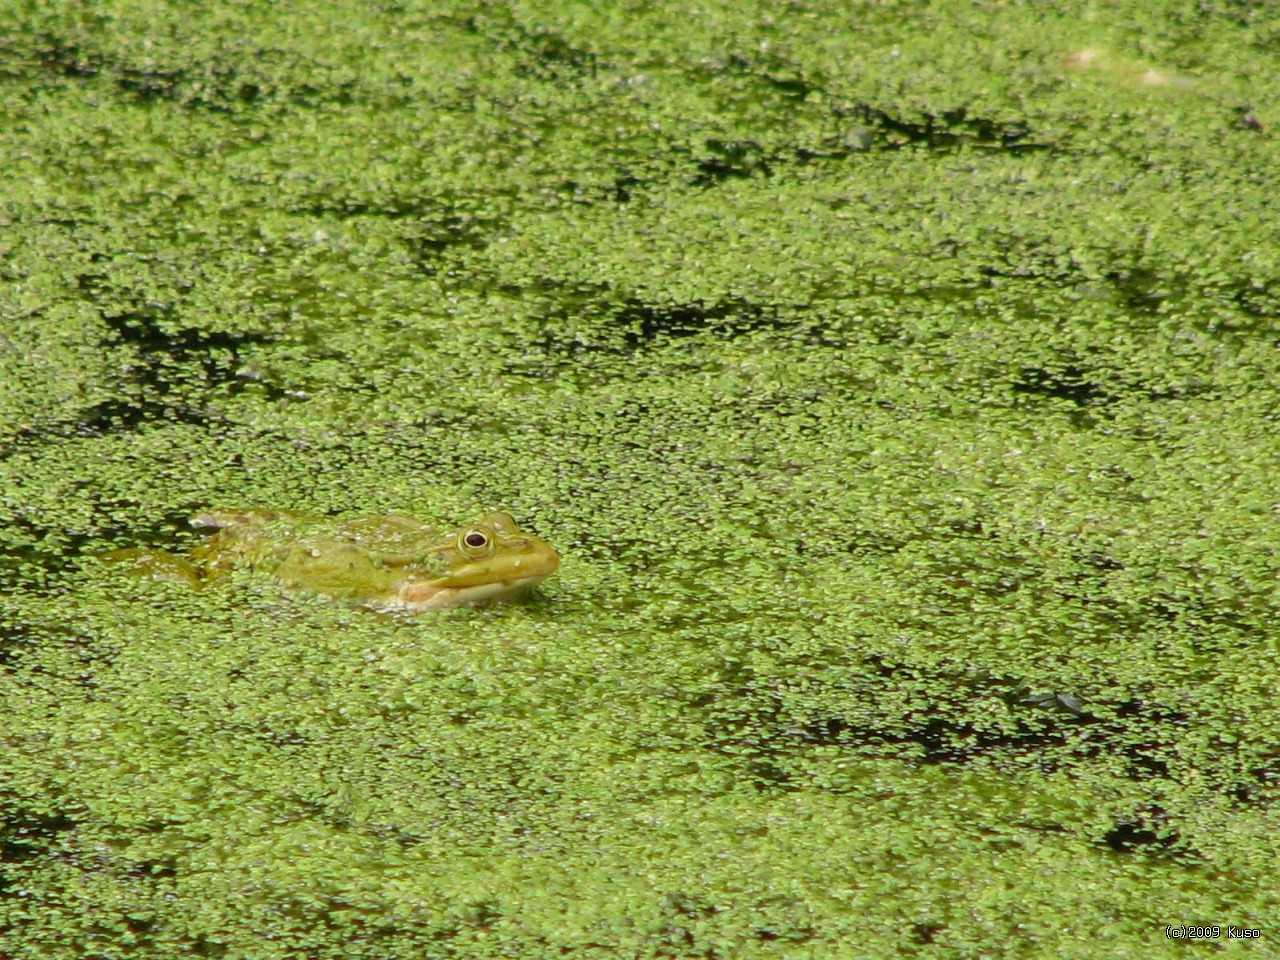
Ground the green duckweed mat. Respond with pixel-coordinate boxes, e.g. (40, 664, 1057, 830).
(2, 2, 1278, 957)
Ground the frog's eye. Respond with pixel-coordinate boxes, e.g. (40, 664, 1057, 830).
(457, 529, 495, 559)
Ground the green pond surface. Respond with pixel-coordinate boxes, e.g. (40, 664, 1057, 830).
(2, 1, 1279, 957)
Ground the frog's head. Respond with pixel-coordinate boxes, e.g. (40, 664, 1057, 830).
(393, 511, 560, 611)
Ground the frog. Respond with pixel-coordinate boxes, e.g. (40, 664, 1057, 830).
(105, 509, 560, 612)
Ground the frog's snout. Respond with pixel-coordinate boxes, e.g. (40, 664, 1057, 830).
(512, 538, 560, 577)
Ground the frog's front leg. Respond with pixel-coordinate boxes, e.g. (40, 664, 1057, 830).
(101, 548, 204, 588)
(272, 540, 402, 600)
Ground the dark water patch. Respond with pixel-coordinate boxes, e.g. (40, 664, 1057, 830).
(697, 655, 1269, 814)
(29, 33, 100, 80)
(510, 284, 847, 366)
(838, 103, 1051, 155)
(614, 296, 784, 344)
(1235, 107, 1265, 132)
(691, 138, 773, 186)
(0, 499, 199, 591)
(84, 501, 203, 553)
(1230, 276, 1280, 319)
(16, 31, 256, 109)
(535, 174, 655, 209)
(687, 107, 1050, 188)
(404, 201, 510, 273)
(128, 851, 179, 881)
(807, 677, 1090, 769)
(0, 621, 40, 667)
(3, 288, 284, 441)
(61, 396, 213, 438)
(977, 247, 1080, 285)
(607, 173, 643, 204)
(0, 616, 117, 685)
(99, 305, 275, 390)
(1103, 266, 1174, 315)
(842, 528, 908, 558)
(1012, 361, 1116, 409)
(1102, 805, 1181, 855)
(699, 659, 1088, 773)
(114, 64, 191, 103)
(1238, 756, 1280, 805)
(302, 193, 454, 222)
(190, 935, 230, 958)
(496, 22, 602, 83)
(0, 522, 94, 596)
(8, 28, 345, 110)
(441, 6, 606, 84)
(911, 921, 946, 945)
(685, 50, 1053, 162)
(6, 261, 290, 447)
(114, 60, 274, 110)
(0, 810, 78, 869)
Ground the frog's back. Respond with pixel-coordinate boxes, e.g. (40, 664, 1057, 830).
(187, 509, 319, 578)
(185, 509, 448, 590)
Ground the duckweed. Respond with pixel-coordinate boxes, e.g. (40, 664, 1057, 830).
(2, 1, 1279, 957)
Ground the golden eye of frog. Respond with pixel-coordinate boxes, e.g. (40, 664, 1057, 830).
(110, 510, 560, 612)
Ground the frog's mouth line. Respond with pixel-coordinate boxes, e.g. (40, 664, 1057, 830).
(391, 570, 555, 611)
